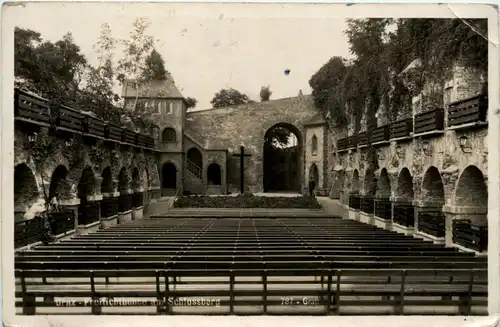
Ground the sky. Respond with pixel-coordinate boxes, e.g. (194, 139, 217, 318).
(6, 2, 352, 110)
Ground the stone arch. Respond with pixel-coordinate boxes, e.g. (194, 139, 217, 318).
(422, 166, 445, 205)
(131, 166, 141, 192)
(161, 162, 177, 190)
(455, 165, 487, 207)
(187, 147, 203, 168)
(363, 168, 377, 196)
(396, 167, 414, 200)
(309, 163, 319, 183)
(117, 167, 130, 193)
(207, 163, 222, 185)
(311, 134, 318, 155)
(351, 169, 360, 194)
(375, 168, 391, 198)
(49, 165, 69, 201)
(101, 166, 113, 194)
(14, 163, 39, 216)
(263, 122, 303, 192)
(77, 167, 95, 202)
(162, 127, 177, 143)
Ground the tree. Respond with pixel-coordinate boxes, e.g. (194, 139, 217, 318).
(142, 49, 168, 81)
(14, 27, 87, 103)
(80, 23, 121, 123)
(185, 97, 198, 110)
(210, 88, 252, 108)
(260, 85, 272, 101)
(116, 17, 155, 117)
(309, 56, 348, 125)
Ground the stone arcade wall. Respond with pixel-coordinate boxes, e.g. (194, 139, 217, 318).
(330, 63, 489, 252)
(14, 89, 161, 237)
(185, 96, 320, 193)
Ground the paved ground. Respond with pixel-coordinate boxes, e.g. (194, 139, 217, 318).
(144, 194, 346, 219)
(144, 193, 348, 218)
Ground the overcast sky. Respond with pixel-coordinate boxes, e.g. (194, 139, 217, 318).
(6, 2, 353, 110)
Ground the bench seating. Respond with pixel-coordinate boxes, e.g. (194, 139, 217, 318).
(15, 268, 487, 315)
(14, 217, 488, 315)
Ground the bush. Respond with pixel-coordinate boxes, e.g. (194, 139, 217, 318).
(173, 194, 322, 209)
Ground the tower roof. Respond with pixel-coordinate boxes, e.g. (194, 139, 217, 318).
(121, 78, 184, 99)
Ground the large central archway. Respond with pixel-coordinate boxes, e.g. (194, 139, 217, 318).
(263, 123, 303, 193)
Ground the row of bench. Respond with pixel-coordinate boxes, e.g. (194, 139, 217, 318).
(15, 215, 488, 315)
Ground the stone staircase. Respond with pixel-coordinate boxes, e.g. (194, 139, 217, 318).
(184, 159, 205, 194)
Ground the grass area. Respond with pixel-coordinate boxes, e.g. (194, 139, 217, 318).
(173, 194, 322, 209)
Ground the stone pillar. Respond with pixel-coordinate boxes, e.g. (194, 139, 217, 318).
(118, 189, 133, 224)
(441, 166, 460, 206)
(94, 176, 103, 195)
(132, 187, 144, 220)
(442, 204, 487, 253)
(76, 194, 103, 235)
(390, 196, 415, 235)
(359, 190, 374, 225)
(100, 191, 119, 229)
(57, 197, 80, 238)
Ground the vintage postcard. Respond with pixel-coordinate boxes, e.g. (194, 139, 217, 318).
(1, 2, 499, 327)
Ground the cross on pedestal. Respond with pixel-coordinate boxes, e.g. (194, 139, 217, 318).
(233, 145, 252, 194)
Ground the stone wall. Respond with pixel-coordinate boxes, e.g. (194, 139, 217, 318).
(305, 124, 326, 188)
(185, 96, 319, 193)
(14, 125, 161, 219)
(330, 62, 488, 230)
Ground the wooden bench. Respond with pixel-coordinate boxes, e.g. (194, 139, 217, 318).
(15, 268, 487, 315)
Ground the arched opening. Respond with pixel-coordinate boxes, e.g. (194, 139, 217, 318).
(348, 169, 361, 210)
(77, 167, 97, 225)
(187, 147, 203, 169)
(393, 168, 415, 227)
(454, 166, 488, 250)
(375, 168, 392, 220)
(311, 134, 318, 155)
(422, 166, 445, 205)
(101, 167, 113, 194)
(162, 127, 177, 143)
(14, 163, 39, 220)
(207, 163, 222, 185)
(375, 168, 391, 198)
(419, 166, 446, 237)
(309, 163, 319, 184)
(351, 170, 360, 194)
(363, 168, 377, 196)
(396, 168, 414, 200)
(49, 165, 69, 201)
(455, 165, 487, 208)
(162, 162, 177, 190)
(77, 167, 95, 202)
(118, 167, 130, 193)
(263, 123, 302, 192)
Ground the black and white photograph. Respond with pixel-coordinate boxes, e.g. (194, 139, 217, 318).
(2, 1, 499, 324)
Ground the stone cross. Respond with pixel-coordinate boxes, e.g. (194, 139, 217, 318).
(233, 145, 252, 194)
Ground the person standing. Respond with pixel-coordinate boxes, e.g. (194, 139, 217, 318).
(308, 176, 316, 197)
